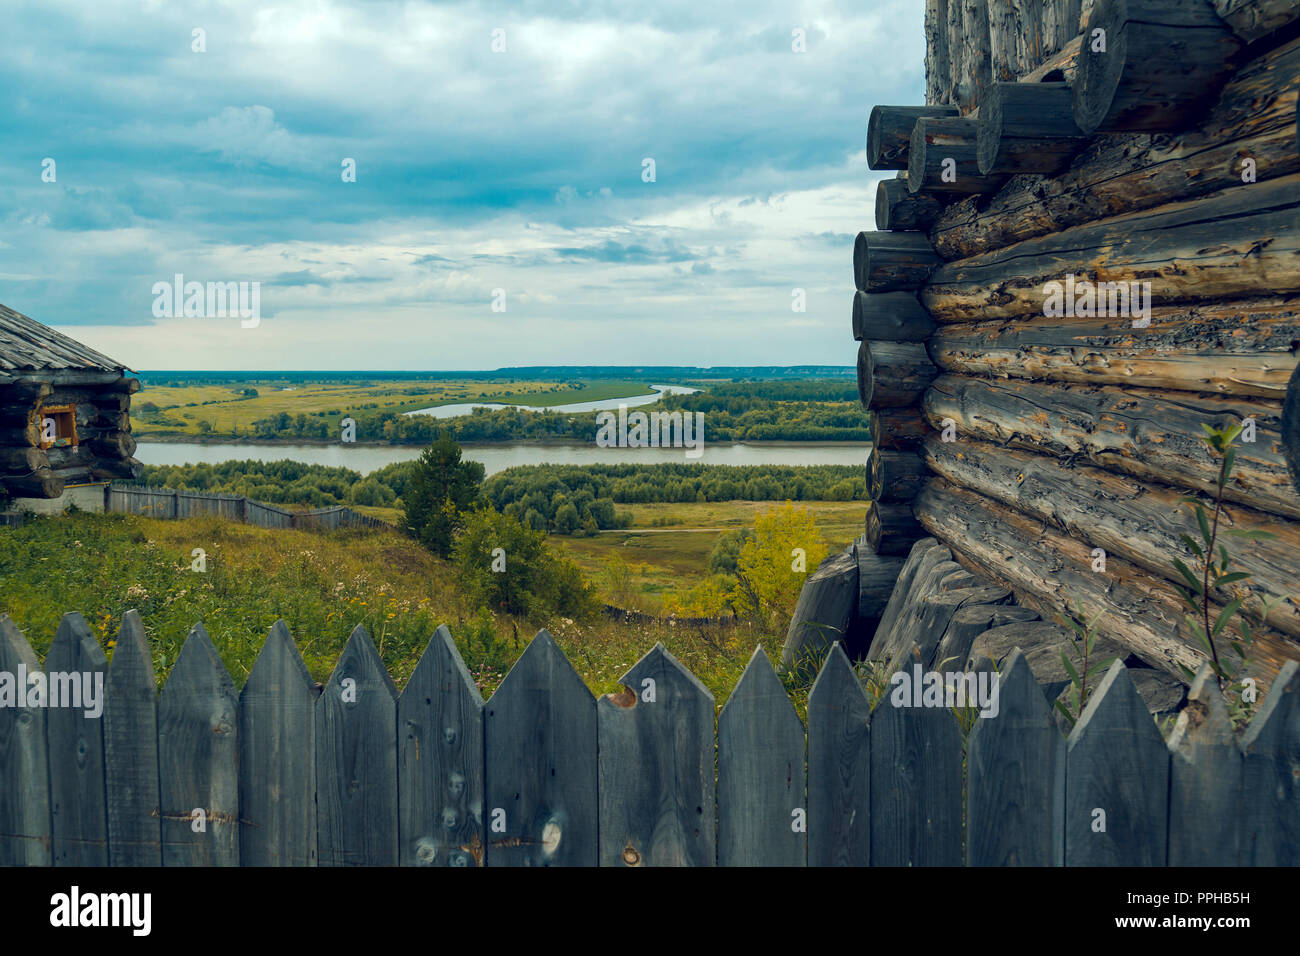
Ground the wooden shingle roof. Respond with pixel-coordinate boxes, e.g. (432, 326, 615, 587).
(0, 303, 130, 373)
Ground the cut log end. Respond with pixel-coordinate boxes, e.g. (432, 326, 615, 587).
(976, 81, 1085, 175)
(868, 104, 962, 170)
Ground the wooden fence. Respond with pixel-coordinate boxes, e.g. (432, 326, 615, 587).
(0, 611, 1295, 867)
(106, 484, 394, 532)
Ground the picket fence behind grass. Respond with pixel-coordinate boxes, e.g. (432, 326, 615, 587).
(0, 612, 1296, 868)
(106, 484, 395, 532)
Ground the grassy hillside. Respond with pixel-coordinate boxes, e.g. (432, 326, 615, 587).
(0, 511, 769, 705)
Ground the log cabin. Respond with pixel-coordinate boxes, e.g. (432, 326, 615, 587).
(786, 0, 1300, 706)
(0, 303, 142, 512)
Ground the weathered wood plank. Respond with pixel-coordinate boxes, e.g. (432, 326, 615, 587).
(935, 32, 1300, 260)
(868, 105, 961, 169)
(598, 643, 715, 866)
(718, 647, 805, 866)
(967, 650, 1065, 864)
(870, 651, 964, 865)
(1073, 0, 1241, 134)
(783, 547, 858, 669)
(926, 0, 953, 105)
(46, 612, 108, 866)
(915, 477, 1300, 683)
(1240, 659, 1299, 865)
(1212, 0, 1300, 42)
(977, 81, 1085, 174)
(238, 620, 317, 866)
(158, 623, 239, 866)
(852, 291, 936, 343)
(0, 615, 52, 865)
(1065, 660, 1169, 865)
(103, 610, 160, 866)
(484, 630, 597, 866)
(924, 172, 1300, 323)
(398, 625, 484, 867)
(315, 624, 397, 866)
(929, 300, 1300, 399)
(854, 231, 943, 293)
(1167, 664, 1242, 866)
(807, 643, 871, 866)
(923, 375, 1300, 520)
(922, 435, 1300, 638)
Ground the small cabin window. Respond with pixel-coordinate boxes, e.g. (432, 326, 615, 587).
(38, 404, 78, 449)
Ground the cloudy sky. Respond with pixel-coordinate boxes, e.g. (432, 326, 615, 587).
(2, 0, 924, 370)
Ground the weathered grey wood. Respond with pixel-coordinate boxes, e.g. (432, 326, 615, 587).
(0, 615, 52, 865)
(977, 81, 1085, 173)
(935, 603, 1041, 672)
(858, 340, 939, 409)
(807, 643, 871, 866)
(924, 172, 1300, 323)
(870, 648, 965, 865)
(915, 477, 1293, 682)
(398, 625, 484, 867)
(782, 547, 858, 669)
(1212, 0, 1300, 42)
(909, 116, 1005, 194)
(872, 448, 930, 503)
(873, 539, 951, 654)
(854, 231, 943, 293)
(717, 648, 805, 866)
(1065, 660, 1169, 865)
(314, 624, 397, 866)
(875, 176, 944, 232)
(868, 405, 931, 450)
(967, 650, 1065, 865)
(867, 104, 962, 169)
(852, 291, 936, 343)
(929, 301, 1300, 399)
(485, 629, 596, 866)
(924, 375, 1300, 520)
(1284, 361, 1300, 491)
(103, 610, 160, 866)
(46, 612, 108, 866)
(1073, 0, 1242, 135)
(239, 620, 317, 866)
(934, 32, 1300, 260)
(598, 643, 715, 866)
(863, 499, 927, 558)
(1240, 659, 1299, 865)
(922, 435, 1300, 638)
(880, 567, 1013, 676)
(1167, 664, 1242, 866)
(926, 0, 954, 104)
(956, 0, 994, 110)
(158, 623, 239, 866)
(990, 0, 1041, 80)
(857, 546, 907, 619)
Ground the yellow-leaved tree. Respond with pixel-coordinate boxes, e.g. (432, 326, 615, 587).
(731, 502, 827, 630)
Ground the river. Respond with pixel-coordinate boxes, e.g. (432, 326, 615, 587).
(135, 440, 870, 477)
(403, 383, 699, 418)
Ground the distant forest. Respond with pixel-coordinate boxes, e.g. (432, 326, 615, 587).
(130, 459, 867, 534)
(247, 379, 870, 443)
(137, 366, 854, 386)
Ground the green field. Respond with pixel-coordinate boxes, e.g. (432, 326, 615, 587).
(131, 378, 658, 438)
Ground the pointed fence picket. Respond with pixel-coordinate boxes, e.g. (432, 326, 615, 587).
(0, 617, 52, 865)
(598, 643, 716, 867)
(45, 613, 109, 866)
(484, 629, 597, 866)
(238, 621, 318, 866)
(718, 647, 805, 866)
(316, 626, 398, 867)
(398, 626, 484, 867)
(103, 611, 161, 866)
(0, 614, 1296, 867)
(806, 644, 870, 866)
(1065, 661, 1170, 866)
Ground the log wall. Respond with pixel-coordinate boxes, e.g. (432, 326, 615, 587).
(855, 0, 1300, 690)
